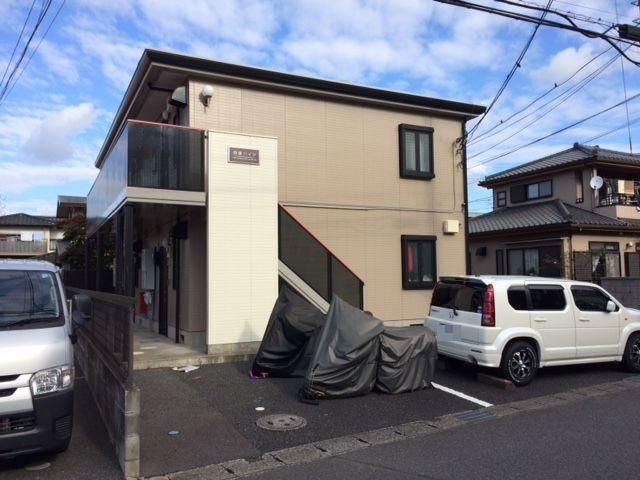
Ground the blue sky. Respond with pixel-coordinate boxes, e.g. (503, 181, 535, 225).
(0, 0, 639, 216)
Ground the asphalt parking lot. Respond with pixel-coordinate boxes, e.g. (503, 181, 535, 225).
(135, 357, 634, 478)
(0, 358, 634, 480)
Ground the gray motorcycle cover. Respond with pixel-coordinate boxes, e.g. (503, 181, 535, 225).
(376, 326, 437, 394)
(252, 286, 326, 377)
(302, 295, 384, 399)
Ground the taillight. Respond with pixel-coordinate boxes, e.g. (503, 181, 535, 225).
(482, 284, 495, 327)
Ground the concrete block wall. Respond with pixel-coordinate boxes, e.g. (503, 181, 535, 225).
(601, 277, 640, 309)
(74, 329, 140, 477)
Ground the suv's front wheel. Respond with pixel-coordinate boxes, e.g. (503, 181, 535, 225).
(623, 333, 640, 373)
(501, 341, 538, 386)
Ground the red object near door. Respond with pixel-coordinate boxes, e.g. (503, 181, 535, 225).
(139, 291, 148, 315)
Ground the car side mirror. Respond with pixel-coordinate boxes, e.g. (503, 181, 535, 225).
(72, 294, 92, 327)
(606, 300, 616, 313)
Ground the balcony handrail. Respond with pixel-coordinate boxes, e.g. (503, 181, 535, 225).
(278, 204, 365, 285)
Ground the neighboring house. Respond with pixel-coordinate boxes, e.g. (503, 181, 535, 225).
(0, 213, 63, 258)
(469, 143, 640, 282)
(84, 49, 485, 354)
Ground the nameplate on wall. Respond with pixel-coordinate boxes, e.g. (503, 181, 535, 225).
(229, 147, 259, 165)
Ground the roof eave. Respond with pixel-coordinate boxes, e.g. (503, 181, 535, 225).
(95, 48, 486, 168)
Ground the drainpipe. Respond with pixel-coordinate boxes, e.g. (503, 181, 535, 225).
(461, 120, 471, 275)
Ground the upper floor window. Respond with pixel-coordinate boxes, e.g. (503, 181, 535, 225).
(399, 124, 434, 180)
(575, 171, 584, 203)
(511, 179, 552, 204)
(496, 191, 506, 207)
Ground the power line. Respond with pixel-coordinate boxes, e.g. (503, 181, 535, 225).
(469, 89, 640, 169)
(467, 0, 553, 140)
(469, 45, 614, 144)
(0, 0, 53, 104)
(468, 49, 623, 158)
(433, 0, 640, 66)
(0, 0, 66, 107)
(615, 0, 633, 152)
(580, 113, 640, 144)
(0, 0, 37, 89)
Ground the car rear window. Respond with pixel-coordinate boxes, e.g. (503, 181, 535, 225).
(528, 285, 566, 311)
(431, 281, 486, 314)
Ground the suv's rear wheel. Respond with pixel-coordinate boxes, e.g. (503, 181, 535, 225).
(623, 333, 640, 373)
(501, 341, 538, 386)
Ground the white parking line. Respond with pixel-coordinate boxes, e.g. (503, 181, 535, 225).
(432, 382, 493, 408)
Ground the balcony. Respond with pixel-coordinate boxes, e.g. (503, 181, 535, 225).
(598, 193, 638, 207)
(0, 240, 48, 256)
(87, 120, 205, 234)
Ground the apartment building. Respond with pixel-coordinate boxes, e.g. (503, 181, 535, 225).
(470, 143, 640, 281)
(84, 49, 484, 355)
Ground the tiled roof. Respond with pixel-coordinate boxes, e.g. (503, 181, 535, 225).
(469, 199, 636, 235)
(479, 143, 640, 186)
(0, 213, 58, 227)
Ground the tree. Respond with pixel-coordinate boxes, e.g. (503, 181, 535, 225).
(58, 213, 87, 269)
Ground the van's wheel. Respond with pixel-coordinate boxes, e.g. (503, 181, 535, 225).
(500, 341, 538, 386)
(623, 333, 640, 373)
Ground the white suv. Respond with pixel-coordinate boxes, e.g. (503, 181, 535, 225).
(425, 276, 640, 386)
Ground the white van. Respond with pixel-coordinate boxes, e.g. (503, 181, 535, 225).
(425, 276, 640, 385)
(0, 260, 90, 458)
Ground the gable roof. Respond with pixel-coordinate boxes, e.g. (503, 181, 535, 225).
(96, 48, 486, 168)
(469, 199, 638, 236)
(479, 143, 640, 187)
(0, 213, 58, 228)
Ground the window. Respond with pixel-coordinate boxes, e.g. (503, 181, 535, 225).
(528, 285, 566, 311)
(496, 249, 505, 274)
(507, 246, 562, 277)
(399, 124, 434, 179)
(402, 235, 436, 289)
(0, 270, 63, 329)
(571, 286, 615, 312)
(431, 280, 485, 313)
(588, 242, 621, 279)
(575, 171, 584, 203)
(507, 287, 528, 310)
(497, 191, 506, 207)
(511, 180, 552, 203)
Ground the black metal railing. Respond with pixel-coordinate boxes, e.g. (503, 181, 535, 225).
(67, 288, 134, 387)
(278, 205, 364, 309)
(598, 193, 638, 207)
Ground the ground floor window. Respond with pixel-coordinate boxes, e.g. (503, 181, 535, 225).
(589, 242, 620, 279)
(401, 235, 436, 289)
(507, 245, 563, 277)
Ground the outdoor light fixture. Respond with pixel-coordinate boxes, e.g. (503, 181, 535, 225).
(201, 84, 214, 107)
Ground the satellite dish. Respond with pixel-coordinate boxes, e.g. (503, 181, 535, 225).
(590, 176, 603, 190)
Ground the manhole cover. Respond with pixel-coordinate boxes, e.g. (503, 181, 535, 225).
(256, 414, 307, 431)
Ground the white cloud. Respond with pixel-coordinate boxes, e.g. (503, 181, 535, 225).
(21, 103, 98, 163)
(0, 161, 97, 196)
(38, 41, 79, 83)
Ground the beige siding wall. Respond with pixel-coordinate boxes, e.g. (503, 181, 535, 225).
(190, 79, 466, 323)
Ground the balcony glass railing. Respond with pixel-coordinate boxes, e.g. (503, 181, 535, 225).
(87, 121, 204, 232)
(278, 206, 364, 309)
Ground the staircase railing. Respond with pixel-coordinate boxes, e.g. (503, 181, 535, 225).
(278, 205, 364, 309)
